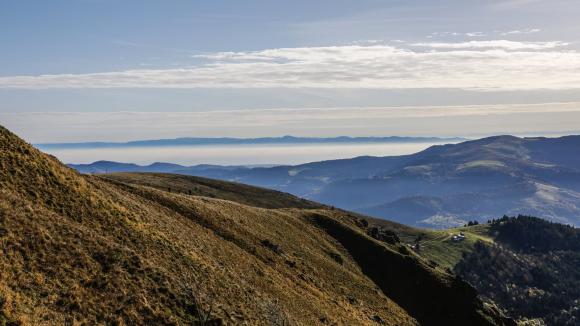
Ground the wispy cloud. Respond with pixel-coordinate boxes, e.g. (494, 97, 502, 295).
(0, 41, 579, 91)
(427, 29, 541, 39)
(500, 28, 541, 36)
(427, 32, 486, 39)
(4, 103, 580, 143)
(411, 40, 567, 50)
(492, 0, 545, 9)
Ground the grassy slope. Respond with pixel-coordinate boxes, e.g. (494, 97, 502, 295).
(99, 172, 492, 271)
(0, 126, 511, 325)
(102, 174, 513, 326)
(103, 173, 488, 270)
(412, 225, 494, 270)
(0, 131, 410, 325)
(361, 216, 495, 271)
(99, 172, 322, 210)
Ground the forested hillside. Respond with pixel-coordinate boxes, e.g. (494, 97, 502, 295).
(455, 216, 580, 325)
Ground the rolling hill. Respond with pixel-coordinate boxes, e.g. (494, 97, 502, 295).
(71, 135, 580, 228)
(392, 216, 580, 325)
(0, 125, 513, 325)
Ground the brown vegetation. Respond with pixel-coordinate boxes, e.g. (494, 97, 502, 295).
(0, 126, 512, 325)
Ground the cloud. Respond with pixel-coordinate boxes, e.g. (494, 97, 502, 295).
(465, 32, 486, 38)
(3, 103, 580, 143)
(491, 0, 545, 9)
(426, 29, 541, 40)
(411, 40, 567, 50)
(1, 41, 579, 91)
(427, 32, 486, 39)
(500, 28, 541, 36)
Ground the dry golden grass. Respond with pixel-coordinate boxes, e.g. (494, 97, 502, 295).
(0, 126, 512, 325)
(99, 172, 321, 210)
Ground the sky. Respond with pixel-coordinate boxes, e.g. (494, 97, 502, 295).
(1, 0, 580, 143)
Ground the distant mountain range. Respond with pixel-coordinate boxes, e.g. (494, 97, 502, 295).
(36, 135, 465, 149)
(70, 135, 580, 228)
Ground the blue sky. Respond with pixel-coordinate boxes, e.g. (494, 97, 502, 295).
(1, 0, 580, 142)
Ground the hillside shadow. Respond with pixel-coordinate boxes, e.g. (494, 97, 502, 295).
(310, 213, 515, 326)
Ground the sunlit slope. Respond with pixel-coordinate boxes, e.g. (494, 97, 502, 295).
(99, 172, 322, 210)
(0, 126, 512, 325)
(382, 222, 495, 270)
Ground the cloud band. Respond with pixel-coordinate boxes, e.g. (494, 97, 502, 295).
(1, 41, 579, 91)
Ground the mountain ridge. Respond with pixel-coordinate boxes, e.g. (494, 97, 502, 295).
(0, 125, 512, 325)
(37, 135, 464, 149)
(70, 134, 580, 228)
